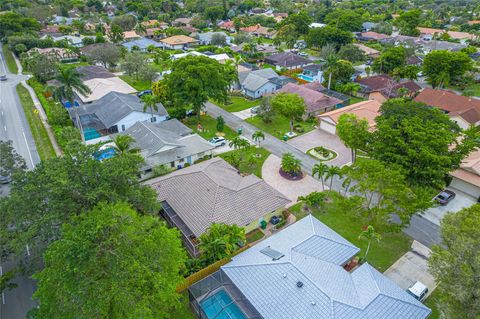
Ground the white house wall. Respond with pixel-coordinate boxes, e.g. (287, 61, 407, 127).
(115, 112, 167, 132)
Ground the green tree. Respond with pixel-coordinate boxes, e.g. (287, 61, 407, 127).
(280, 11, 312, 35)
(371, 99, 476, 187)
(199, 223, 246, 264)
(258, 95, 275, 123)
(51, 68, 91, 142)
(275, 24, 298, 49)
(0, 140, 27, 178)
(211, 33, 227, 46)
(336, 113, 370, 162)
(112, 135, 140, 156)
(141, 94, 161, 121)
(122, 52, 150, 81)
(281, 153, 302, 175)
(271, 93, 306, 133)
(428, 205, 480, 319)
(325, 165, 342, 190)
(84, 43, 120, 69)
(325, 9, 364, 32)
(252, 131, 265, 147)
(338, 44, 366, 63)
(0, 12, 40, 38)
(358, 225, 381, 261)
(165, 56, 234, 118)
(108, 24, 125, 43)
(306, 26, 353, 50)
(312, 162, 328, 191)
(394, 9, 421, 36)
(423, 50, 474, 89)
(216, 116, 225, 132)
(229, 137, 250, 155)
(134, 22, 147, 35)
(23, 53, 58, 83)
(327, 60, 355, 86)
(204, 6, 224, 24)
(0, 143, 159, 271)
(31, 202, 186, 319)
(372, 46, 406, 75)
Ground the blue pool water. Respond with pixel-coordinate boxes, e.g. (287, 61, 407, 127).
(297, 74, 314, 82)
(200, 290, 247, 319)
(94, 148, 116, 161)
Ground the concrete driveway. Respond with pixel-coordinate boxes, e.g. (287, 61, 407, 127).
(232, 107, 257, 120)
(421, 188, 476, 226)
(384, 241, 436, 298)
(287, 129, 352, 167)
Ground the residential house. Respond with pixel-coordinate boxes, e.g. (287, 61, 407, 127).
(75, 66, 137, 103)
(51, 15, 74, 25)
(318, 99, 382, 134)
(171, 51, 231, 63)
(75, 91, 168, 142)
(27, 47, 78, 62)
(299, 64, 324, 83)
(272, 12, 288, 22)
(123, 30, 141, 41)
(362, 22, 377, 32)
(144, 157, 290, 256)
(122, 37, 163, 51)
(240, 24, 277, 38)
(278, 83, 343, 117)
(353, 43, 380, 59)
(142, 19, 160, 28)
(414, 88, 480, 129)
(265, 52, 313, 70)
(238, 68, 295, 99)
(39, 25, 61, 36)
(146, 28, 163, 39)
(418, 27, 476, 43)
(450, 149, 480, 199)
(406, 55, 423, 66)
(356, 31, 391, 42)
(160, 35, 197, 50)
(196, 31, 231, 45)
(172, 17, 192, 27)
(188, 215, 431, 319)
(218, 20, 235, 32)
(83, 22, 96, 32)
(356, 75, 421, 102)
(40, 34, 90, 47)
(120, 119, 214, 177)
(231, 43, 279, 55)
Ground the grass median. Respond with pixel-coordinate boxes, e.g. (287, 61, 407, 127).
(16, 85, 56, 161)
(2, 44, 18, 74)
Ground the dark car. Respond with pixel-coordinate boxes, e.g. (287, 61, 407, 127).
(0, 74, 7, 81)
(435, 189, 456, 205)
(137, 90, 152, 98)
(270, 215, 282, 225)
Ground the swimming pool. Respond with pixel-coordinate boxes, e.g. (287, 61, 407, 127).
(200, 289, 247, 319)
(297, 74, 314, 82)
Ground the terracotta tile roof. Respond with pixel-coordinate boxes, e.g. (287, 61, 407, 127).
(318, 99, 382, 128)
(353, 43, 380, 56)
(414, 88, 480, 113)
(219, 20, 234, 28)
(160, 35, 197, 45)
(123, 30, 140, 39)
(451, 149, 480, 187)
(359, 32, 390, 40)
(418, 27, 475, 40)
(240, 24, 260, 33)
(357, 75, 421, 97)
(142, 19, 159, 27)
(468, 20, 480, 25)
(41, 25, 61, 33)
(279, 83, 342, 114)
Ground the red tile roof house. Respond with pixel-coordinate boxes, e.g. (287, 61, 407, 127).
(278, 83, 343, 118)
(356, 74, 421, 103)
(414, 88, 480, 130)
(450, 149, 480, 199)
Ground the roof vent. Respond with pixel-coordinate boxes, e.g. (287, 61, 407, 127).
(282, 273, 287, 279)
(260, 246, 285, 261)
(296, 281, 303, 288)
(311, 301, 316, 306)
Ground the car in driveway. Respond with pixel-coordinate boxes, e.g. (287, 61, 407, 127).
(137, 90, 152, 97)
(208, 137, 226, 147)
(250, 106, 260, 114)
(297, 52, 309, 57)
(0, 174, 11, 184)
(435, 189, 456, 205)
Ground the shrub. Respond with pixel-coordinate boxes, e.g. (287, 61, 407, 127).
(153, 164, 172, 177)
(281, 153, 302, 174)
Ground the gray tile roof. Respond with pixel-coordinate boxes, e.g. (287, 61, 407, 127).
(221, 215, 431, 319)
(121, 120, 213, 167)
(239, 68, 280, 92)
(76, 92, 167, 128)
(265, 52, 313, 68)
(144, 158, 291, 237)
(77, 65, 115, 81)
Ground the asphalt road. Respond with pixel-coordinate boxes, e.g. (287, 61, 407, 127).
(0, 44, 39, 319)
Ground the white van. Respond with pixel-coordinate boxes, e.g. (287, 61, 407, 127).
(407, 281, 429, 301)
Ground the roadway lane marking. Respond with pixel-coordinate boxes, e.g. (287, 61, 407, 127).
(22, 131, 35, 168)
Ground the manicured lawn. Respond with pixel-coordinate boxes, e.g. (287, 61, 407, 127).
(119, 75, 151, 91)
(246, 115, 316, 140)
(451, 83, 480, 96)
(184, 115, 238, 140)
(304, 49, 321, 57)
(218, 147, 270, 178)
(170, 291, 195, 319)
(246, 228, 265, 243)
(348, 96, 366, 105)
(16, 85, 56, 161)
(289, 196, 412, 272)
(424, 290, 441, 319)
(2, 44, 18, 74)
(213, 96, 259, 112)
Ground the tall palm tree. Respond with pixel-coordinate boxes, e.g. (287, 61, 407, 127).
(252, 131, 265, 147)
(112, 135, 140, 156)
(312, 162, 328, 191)
(134, 23, 147, 35)
(324, 53, 339, 90)
(229, 137, 250, 151)
(358, 225, 381, 261)
(141, 94, 160, 122)
(326, 165, 342, 190)
(52, 68, 91, 142)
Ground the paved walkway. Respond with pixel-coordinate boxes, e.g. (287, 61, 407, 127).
(261, 154, 324, 203)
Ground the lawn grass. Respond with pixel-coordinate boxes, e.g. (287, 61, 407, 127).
(246, 115, 316, 140)
(246, 228, 265, 243)
(169, 291, 195, 319)
(2, 44, 18, 74)
(119, 75, 151, 91)
(348, 96, 366, 105)
(451, 83, 480, 96)
(213, 96, 259, 112)
(289, 196, 412, 272)
(424, 289, 441, 319)
(218, 147, 270, 178)
(16, 85, 56, 161)
(184, 115, 238, 140)
(304, 48, 321, 57)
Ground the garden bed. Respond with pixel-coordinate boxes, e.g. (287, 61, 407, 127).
(307, 146, 337, 161)
(246, 229, 265, 244)
(279, 168, 304, 180)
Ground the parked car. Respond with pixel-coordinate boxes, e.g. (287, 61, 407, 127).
(298, 52, 309, 57)
(208, 137, 226, 147)
(270, 215, 282, 225)
(137, 90, 152, 97)
(250, 106, 260, 114)
(435, 189, 456, 205)
(407, 281, 429, 301)
(0, 74, 7, 81)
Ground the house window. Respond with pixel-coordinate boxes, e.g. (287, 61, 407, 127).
(170, 161, 175, 168)
(121, 124, 125, 131)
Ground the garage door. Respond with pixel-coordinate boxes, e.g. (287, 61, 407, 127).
(450, 177, 480, 198)
(319, 120, 337, 135)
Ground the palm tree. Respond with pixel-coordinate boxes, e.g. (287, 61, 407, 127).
(112, 135, 140, 156)
(141, 94, 160, 122)
(52, 68, 91, 142)
(326, 165, 342, 190)
(229, 137, 249, 151)
(252, 131, 265, 147)
(358, 225, 381, 261)
(134, 23, 147, 35)
(312, 162, 328, 191)
(323, 53, 339, 90)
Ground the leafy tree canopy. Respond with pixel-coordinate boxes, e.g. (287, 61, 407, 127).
(199, 223, 246, 264)
(372, 46, 406, 75)
(325, 9, 364, 32)
(0, 140, 27, 177)
(305, 26, 353, 50)
(423, 50, 474, 89)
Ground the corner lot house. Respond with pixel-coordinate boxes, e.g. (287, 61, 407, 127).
(188, 215, 431, 319)
(318, 100, 381, 135)
(75, 91, 168, 142)
(450, 149, 480, 199)
(238, 68, 295, 99)
(120, 119, 214, 177)
(145, 158, 290, 256)
(160, 35, 197, 50)
(265, 52, 313, 70)
(414, 88, 480, 129)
